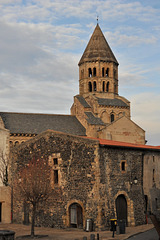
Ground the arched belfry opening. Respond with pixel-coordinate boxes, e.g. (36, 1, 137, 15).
(106, 82, 109, 92)
(93, 67, 96, 76)
(88, 82, 92, 92)
(116, 194, 128, 225)
(69, 203, 83, 228)
(93, 81, 97, 91)
(106, 68, 109, 77)
(88, 68, 92, 77)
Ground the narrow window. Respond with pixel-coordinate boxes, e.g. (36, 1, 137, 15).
(114, 84, 116, 93)
(103, 81, 105, 92)
(156, 198, 158, 209)
(54, 170, 58, 184)
(111, 114, 114, 122)
(102, 67, 104, 77)
(106, 82, 109, 92)
(88, 68, 92, 77)
(93, 81, 97, 91)
(88, 82, 92, 92)
(106, 68, 109, 77)
(114, 70, 116, 79)
(121, 161, 126, 171)
(153, 169, 155, 182)
(93, 67, 96, 76)
(153, 155, 155, 162)
(54, 158, 58, 165)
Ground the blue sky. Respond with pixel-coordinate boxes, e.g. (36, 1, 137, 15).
(0, 0, 160, 145)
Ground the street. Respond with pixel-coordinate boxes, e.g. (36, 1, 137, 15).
(128, 228, 159, 240)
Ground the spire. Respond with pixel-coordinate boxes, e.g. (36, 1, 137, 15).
(79, 24, 118, 66)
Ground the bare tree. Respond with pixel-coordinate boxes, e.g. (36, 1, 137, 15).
(0, 152, 9, 186)
(14, 158, 53, 237)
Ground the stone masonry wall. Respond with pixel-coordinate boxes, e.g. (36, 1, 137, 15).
(99, 146, 146, 227)
(12, 130, 101, 229)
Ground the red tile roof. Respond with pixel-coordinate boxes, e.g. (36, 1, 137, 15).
(84, 136, 160, 150)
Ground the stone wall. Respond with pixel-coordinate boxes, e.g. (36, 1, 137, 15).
(143, 152, 160, 219)
(12, 130, 147, 230)
(12, 130, 102, 230)
(99, 146, 146, 227)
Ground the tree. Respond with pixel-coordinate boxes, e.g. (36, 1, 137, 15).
(0, 152, 9, 186)
(14, 158, 52, 237)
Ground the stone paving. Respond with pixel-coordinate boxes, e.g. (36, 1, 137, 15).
(0, 223, 154, 240)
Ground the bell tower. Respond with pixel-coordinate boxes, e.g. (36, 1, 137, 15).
(78, 24, 119, 98)
(71, 24, 145, 145)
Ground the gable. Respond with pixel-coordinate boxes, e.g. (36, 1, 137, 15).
(99, 116, 145, 144)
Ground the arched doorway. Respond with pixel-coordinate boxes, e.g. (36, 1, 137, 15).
(69, 203, 83, 228)
(116, 194, 127, 224)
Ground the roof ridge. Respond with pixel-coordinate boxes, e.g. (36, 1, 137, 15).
(0, 111, 73, 117)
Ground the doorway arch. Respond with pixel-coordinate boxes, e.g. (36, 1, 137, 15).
(116, 194, 127, 224)
(69, 203, 83, 228)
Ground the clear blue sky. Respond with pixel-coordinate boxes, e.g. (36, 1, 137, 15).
(0, 0, 160, 145)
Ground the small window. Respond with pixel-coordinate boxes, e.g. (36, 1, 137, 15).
(121, 161, 126, 171)
(153, 155, 155, 162)
(54, 158, 58, 165)
(93, 67, 96, 76)
(88, 82, 92, 92)
(114, 70, 116, 79)
(54, 170, 58, 184)
(93, 81, 97, 91)
(111, 113, 114, 122)
(102, 67, 104, 77)
(88, 68, 92, 77)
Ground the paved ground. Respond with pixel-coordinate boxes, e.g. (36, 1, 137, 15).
(127, 228, 159, 240)
(0, 223, 155, 240)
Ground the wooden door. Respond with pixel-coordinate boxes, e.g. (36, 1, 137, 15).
(116, 195, 127, 224)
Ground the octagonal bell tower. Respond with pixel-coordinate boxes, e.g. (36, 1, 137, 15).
(78, 23, 119, 98)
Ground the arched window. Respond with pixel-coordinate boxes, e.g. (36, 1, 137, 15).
(102, 67, 104, 77)
(93, 67, 96, 76)
(106, 68, 109, 77)
(88, 82, 92, 92)
(111, 113, 114, 122)
(88, 68, 92, 77)
(93, 81, 97, 91)
(106, 81, 109, 92)
(103, 81, 105, 92)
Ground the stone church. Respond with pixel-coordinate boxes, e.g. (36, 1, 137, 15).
(0, 24, 160, 229)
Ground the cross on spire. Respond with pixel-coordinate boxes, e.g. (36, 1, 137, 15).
(97, 15, 99, 24)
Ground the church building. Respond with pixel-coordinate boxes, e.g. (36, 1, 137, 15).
(0, 24, 160, 229)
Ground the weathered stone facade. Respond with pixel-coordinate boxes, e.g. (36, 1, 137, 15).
(12, 130, 152, 230)
(143, 152, 160, 220)
(71, 24, 145, 144)
(0, 23, 159, 230)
